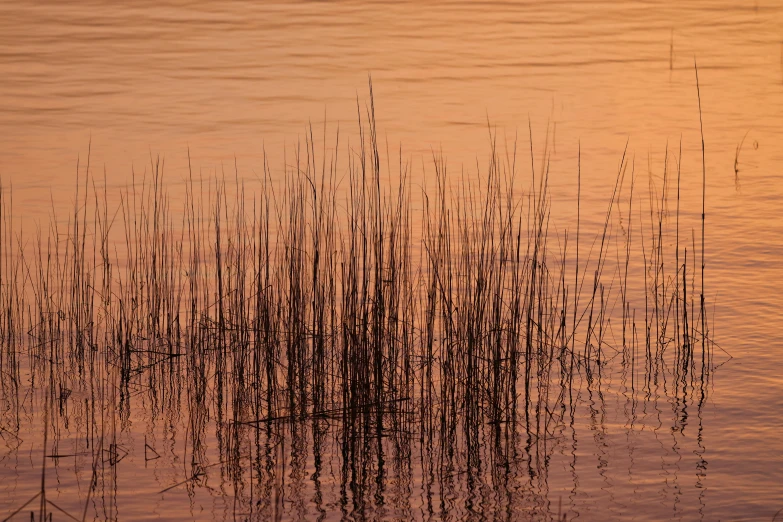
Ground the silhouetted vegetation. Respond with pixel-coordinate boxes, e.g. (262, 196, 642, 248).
(0, 89, 722, 521)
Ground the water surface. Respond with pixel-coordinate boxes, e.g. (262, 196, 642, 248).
(1, 1, 783, 520)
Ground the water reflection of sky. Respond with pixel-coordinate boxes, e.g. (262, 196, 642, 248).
(0, 1, 782, 520)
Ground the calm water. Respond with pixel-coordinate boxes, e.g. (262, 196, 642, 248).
(1, 1, 783, 520)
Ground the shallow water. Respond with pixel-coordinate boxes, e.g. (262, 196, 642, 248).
(1, 1, 783, 520)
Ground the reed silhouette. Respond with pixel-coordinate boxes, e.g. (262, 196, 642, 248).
(0, 86, 722, 521)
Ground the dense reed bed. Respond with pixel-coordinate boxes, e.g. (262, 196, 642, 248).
(0, 97, 721, 520)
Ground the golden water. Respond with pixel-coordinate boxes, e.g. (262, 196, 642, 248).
(1, 1, 782, 520)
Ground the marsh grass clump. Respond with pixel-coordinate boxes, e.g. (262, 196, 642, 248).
(0, 92, 722, 521)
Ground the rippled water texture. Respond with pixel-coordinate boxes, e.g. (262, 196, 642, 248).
(1, 1, 783, 521)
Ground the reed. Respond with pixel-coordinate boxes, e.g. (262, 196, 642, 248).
(0, 87, 720, 521)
